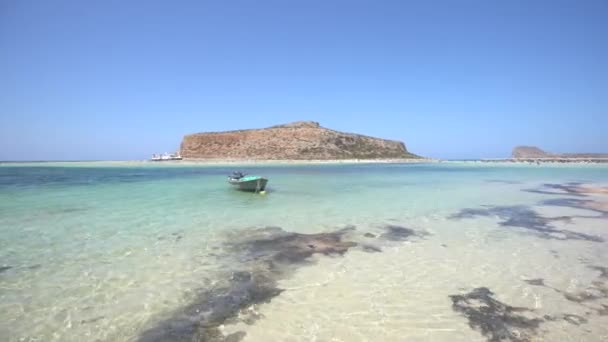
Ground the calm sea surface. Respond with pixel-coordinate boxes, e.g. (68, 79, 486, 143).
(1, 162, 607, 341)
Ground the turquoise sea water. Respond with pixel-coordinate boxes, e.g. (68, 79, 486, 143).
(1, 162, 607, 341)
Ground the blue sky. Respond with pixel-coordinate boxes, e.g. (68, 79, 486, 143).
(1, 0, 606, 160)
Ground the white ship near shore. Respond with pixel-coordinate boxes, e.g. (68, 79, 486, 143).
(150, 152, 183, 161)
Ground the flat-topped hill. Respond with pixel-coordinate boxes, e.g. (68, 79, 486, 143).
(180, 121, 420, 160)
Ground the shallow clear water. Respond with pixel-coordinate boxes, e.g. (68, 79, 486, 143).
(1, 162, 607, 341)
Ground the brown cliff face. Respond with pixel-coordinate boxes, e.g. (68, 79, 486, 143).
(180, 121, 419, 160)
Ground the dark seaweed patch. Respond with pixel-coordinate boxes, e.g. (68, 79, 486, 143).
(523, 182, 587, 197)
(224, 331, 246, 342)
(81, 316, 105, 324)
(544, 314, 588, 326)
(562, 314, 588, 326)
(563, 267, 608, 305)
(381, 225, 416, 241)
(597, 304, 608, 316)
(588, 266, 608, 279)
(138, 227, 360, 341)
(523, 278, 545, 286)
(522, 278, 564, 294)
(540, 198, 607, 216)
(564, 291, 602, 303)
(360, 244, 382, 253)
(450, 205, 603, 242)
(379, 225, 428, 241)
(450, 287, 543, 341)
(523, 268, 608, 317)
(138, 271, 281, 342)
(228, 226, 357, 267)
(549, 250, 559, 259)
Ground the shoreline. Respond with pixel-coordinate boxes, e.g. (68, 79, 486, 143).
(175, 158, 437, 164)
(478, 158, 608, 164)
(4, 157, 608, 166)
(0, 158, 437, 167)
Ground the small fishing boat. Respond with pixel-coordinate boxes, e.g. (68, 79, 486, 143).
(228, 172, 268, 192)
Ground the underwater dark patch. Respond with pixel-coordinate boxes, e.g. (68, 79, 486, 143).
(597, 304, 608, 316)
(521, 270, 608, 322)
(523, 278, 545, 286)
(380, 225, 416, 241)
(521, 278, 564, 294)
(523, 182, 587, 197)
(379, 225, 428, 242)
(540, 198, 608, 216)
(562, 314, 588, 326)
(450, 205, 603, 242)
(138, 226, 361, 341)
(562, 274, 608, 305)
(0, 265, 12, 274)
(360, 244, 382, 253)
(227, 226, 358, 267)
(565, 288, 607, 303)
(138, 271, 282, 342)
(450, 287, 543, 342)
(588, 266, 608, 279)
(543, 313, 589, 326)
(80, 316, 105, 324)
(364, 232, 376, 238)
(521, 272, 608, 316)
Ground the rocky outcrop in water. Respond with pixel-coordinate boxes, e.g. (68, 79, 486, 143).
(180, 121, 420, 160)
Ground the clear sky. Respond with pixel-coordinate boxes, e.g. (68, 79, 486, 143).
(1, 0, 606, 160)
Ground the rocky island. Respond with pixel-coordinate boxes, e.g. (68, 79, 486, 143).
(512, 146, 608, 160)
(481, 146, 608, 163)
(180, 121, 420, 160)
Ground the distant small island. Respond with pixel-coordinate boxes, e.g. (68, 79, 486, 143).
(480, 146, 608, 163)
(512, 146, 608, 159)
(179, 121, 422, 161)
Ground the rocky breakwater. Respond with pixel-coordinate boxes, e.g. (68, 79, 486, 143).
(180, 121, 420, 160)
